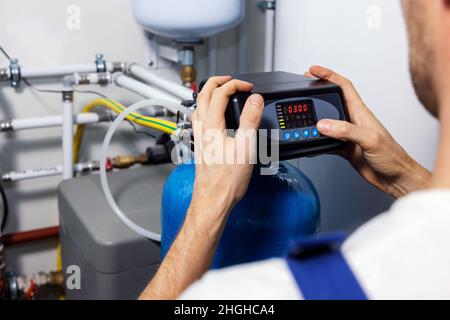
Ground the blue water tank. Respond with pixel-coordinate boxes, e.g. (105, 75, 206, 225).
(161, 162, 320, 269)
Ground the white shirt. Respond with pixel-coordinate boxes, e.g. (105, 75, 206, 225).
(180, 190, 450, 300)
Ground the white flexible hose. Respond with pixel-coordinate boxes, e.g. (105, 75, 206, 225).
(100, 99, 178, 241)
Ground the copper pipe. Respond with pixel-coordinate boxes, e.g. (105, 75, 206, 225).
(1, 226, 59, 246)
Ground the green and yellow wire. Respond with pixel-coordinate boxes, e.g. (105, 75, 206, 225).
(73, 98, 177, 162)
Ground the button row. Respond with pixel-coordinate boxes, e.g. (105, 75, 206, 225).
(284, 128, 319, 141)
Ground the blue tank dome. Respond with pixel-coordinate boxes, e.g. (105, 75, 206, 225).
(161, 162, 320, 269)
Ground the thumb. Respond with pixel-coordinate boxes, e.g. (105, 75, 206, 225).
(317, 119, 374, 150)
(238, 94, 264, 131)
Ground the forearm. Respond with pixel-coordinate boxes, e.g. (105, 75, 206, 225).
(388, 156, 432, 198)
(139, 194, 234, 300)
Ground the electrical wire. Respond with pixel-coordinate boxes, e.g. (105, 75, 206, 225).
(100, 99, 177, 241)
(23, 77, 108, 98)
(0, 182, 9, 232)
(0, 46, 11, 61)
(73, 98, 177, 163)
(125, 119, 159, 140)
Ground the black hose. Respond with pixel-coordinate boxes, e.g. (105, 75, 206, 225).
(0, 182, 8, 232)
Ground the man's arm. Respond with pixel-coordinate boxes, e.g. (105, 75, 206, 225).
(139, 76, 265, 300)
(307, 66, 432, 198)
(140, 67, 432, 300)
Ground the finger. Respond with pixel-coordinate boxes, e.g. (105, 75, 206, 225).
(303, 71, 314, 78)
(317, 119, 375, 151)
(196, 76, 232, 120)
(208, 79, 254, 128)
(237, 94, 264, 131)
(308, 66, 363, 107)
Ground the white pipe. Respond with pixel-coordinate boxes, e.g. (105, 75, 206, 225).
(115, 74, 181, 104)
(1, 162, 95, 182)
(2, 166, 64, 182)
(208, 36, 218, 76)
(115, 75, 193, 118)
(127, 63, 193, 101)
(238, 1, 249, 74)
(264, 4, 276, 72)
(20, 62, 115, 78)
(62, 99, 74, 179)
(8, 113, 101, 131)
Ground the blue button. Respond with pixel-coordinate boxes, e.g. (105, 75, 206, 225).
(284, 132, 292, 141)
(312, 128, 319, 137)
(293, 131, 301, 140)
(302, 129, 310, 139)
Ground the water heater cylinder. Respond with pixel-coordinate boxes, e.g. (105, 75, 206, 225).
(132, 0, 245, 42)
(161, 162, 321, 269)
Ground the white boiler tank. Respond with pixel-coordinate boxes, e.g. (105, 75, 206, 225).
(132, 0, 245, 42)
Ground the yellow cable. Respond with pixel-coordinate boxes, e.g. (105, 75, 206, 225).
(73, 98, 177, 163)
(56, 243, 62, 271)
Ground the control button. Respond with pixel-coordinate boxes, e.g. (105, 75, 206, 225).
(293, 130, 301, 140)
(284, 132, 292, 141)
(312, 128, 319, 137)
(302, 129, 310, 139)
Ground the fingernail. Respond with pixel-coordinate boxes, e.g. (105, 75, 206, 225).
(317, 120, 331, 133)
(250, 94, 264, 106)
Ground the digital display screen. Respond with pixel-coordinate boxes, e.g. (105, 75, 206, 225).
(276, 100, 317, 129)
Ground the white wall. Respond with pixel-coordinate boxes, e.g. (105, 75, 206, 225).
(276, 0, 439, 232)
(0, 0, 265, 276)
(0, 0, 164, 275)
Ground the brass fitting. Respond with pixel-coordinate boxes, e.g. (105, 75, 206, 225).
(112, 155, 148, 169)
(181, 65, 196, 87)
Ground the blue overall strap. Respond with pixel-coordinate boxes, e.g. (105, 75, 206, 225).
(286, 233, 368, 300)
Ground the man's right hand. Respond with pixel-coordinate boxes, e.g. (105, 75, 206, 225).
(305, 65, 431, 198)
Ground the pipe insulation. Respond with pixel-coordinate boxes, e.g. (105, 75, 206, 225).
(127, 63, 194, 101)
(208, 36, 218, 76)
(2, 162, 99, 183)
(264, 2, 276, 72)
(62, 99, 74, 180)
(114, 74, 181, 104)
(1, 62, 124, 79)
(0, 113, 105, 132)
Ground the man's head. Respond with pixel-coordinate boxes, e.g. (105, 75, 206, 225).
(402, 0, 450, 118)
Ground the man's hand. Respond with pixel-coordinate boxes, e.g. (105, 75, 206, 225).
(139, 76, 264, 300)
(191, 76, 265, 213)
(305, 65, 431, 198)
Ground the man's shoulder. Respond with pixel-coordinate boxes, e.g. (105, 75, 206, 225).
(180, 258, 301, 300)
(343, 189, 450, 299)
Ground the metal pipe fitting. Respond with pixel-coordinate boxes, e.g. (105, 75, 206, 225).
(62, 90, 74, 102)
(0, 120, 13, 133)
(178, 47, 196, 87)
(112, 61, 127, 73)
(9, 59, 21, 88)
(95, 53, 107, 73)
(0, 68, 8, 81)
(259, 0, 276, 10)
